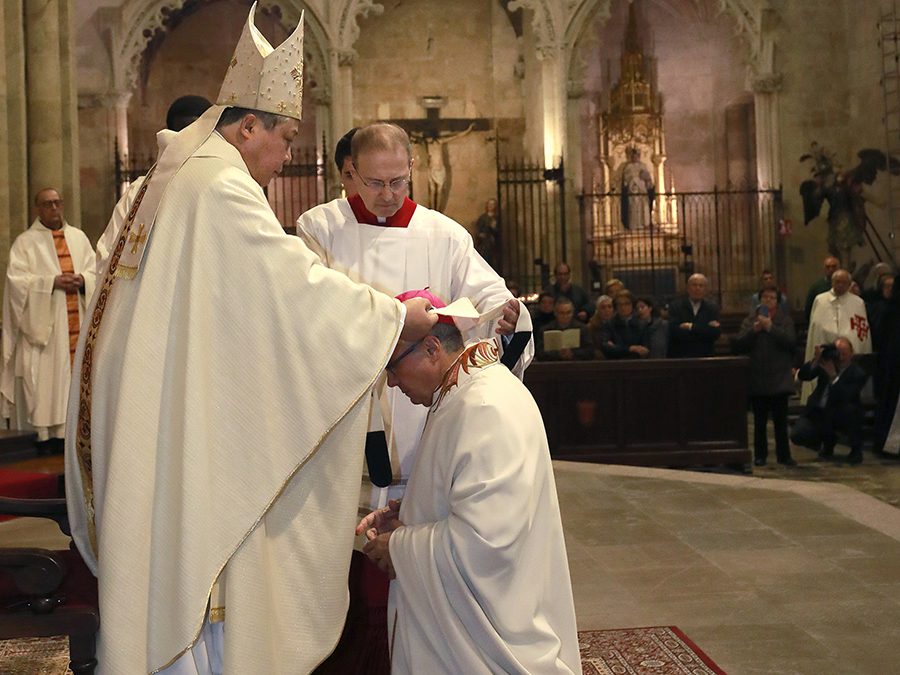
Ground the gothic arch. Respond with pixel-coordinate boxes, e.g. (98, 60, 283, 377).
(111, 0, 332, 103)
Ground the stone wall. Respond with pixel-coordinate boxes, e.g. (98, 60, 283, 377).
(353, 0, 523, 231)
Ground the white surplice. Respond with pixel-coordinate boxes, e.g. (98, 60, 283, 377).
(297, 199, 533, 506)
(802, 290, 872, 402)
(1, 220, 96, 438)
(65, 107, 404, 675)
(388, 340, 580, 675)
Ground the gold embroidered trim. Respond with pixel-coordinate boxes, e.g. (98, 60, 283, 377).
(75, 165, 156, 557)
(432, 340, 498, 410)
(209, 607, 226, 623)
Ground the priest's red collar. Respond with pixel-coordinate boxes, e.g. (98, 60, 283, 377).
(348, 194, 417, 228)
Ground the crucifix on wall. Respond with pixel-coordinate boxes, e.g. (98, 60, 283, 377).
(389, 96, 491, 212)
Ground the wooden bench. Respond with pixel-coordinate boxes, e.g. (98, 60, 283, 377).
(524, 356, 751, 469)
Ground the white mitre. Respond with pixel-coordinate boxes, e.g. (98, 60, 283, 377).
(216, 2, 304, 120)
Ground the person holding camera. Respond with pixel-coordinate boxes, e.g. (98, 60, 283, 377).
(734, 287, 797, 466)
(792, 337, 868, 464)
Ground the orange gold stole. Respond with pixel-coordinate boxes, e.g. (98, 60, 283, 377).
(51, 230, 81, 366)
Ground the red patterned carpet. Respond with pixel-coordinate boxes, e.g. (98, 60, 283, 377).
(580, 626, 726, 674)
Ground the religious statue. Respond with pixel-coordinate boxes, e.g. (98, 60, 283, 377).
(616, 146, 655, 230)
(412, 123, 474, 212)
(799, 142, 900, 267)
(474, 198, 499, 272)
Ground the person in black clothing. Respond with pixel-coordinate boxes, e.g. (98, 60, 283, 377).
(634, 296, 668, 359)
(667, 273, 721, 358)
(530, 291, 557, 334)
(734, 287, 797, 466)
(599, 291, 648, 359)
(546, 262, 592, 322)
(873, 275, 900, 453)
(792, 337, 868, 464)
(536, 298, 594, 361)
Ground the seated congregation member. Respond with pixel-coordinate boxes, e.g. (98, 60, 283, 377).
(357, 295, 581, 674)
(668, 273, 721, 357)
(531, 291, 557, 333)
(536, 297, 594, 361)
(792, 337, 868, 464)
(587, 294, 614, 358)
(734, 287, 797, 466)
(547, 262, 592, 322)
(634, 295, 668, 358)
(599, 290, 648, 359)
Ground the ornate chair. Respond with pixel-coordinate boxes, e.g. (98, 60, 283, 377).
(0, 492, 99, 674)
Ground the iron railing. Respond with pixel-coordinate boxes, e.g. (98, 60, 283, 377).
(579, 187, 785, 312)
(496, 158, 565, 291)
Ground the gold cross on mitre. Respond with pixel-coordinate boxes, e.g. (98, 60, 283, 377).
(128, 222, 147, 254)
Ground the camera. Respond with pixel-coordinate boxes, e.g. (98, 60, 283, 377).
(819, 343, 839, 362)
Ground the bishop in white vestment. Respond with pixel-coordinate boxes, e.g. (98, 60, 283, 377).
(358, 302, 579, 674)
(1, 189, 96, 441)
(64, 7, 437, 674)
(803, 269, 871, 403)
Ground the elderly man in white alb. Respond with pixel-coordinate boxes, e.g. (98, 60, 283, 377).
(357, 291, 580, 674)
(64, 5, 437, 674)
(803, 268, 871, 403)
(1, 188, 96, 453)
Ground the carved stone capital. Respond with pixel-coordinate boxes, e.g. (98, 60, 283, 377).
(751, 71, 783, 94)
(336, 49, 356, 67)
(535, 42, 559, 62)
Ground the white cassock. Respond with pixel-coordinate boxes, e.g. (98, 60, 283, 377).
(802, 290, 872, 403)
(65, 107, 404, 675)
(388, 340, 580, 674)
(1, 220, 96, 439)
(297, 197, 533, 507)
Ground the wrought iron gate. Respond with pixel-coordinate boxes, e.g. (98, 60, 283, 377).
(578, 187, 784, 311)
(496, 158, 566, 291)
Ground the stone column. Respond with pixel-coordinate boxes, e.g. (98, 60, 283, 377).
(24, 0, 80, 226)
(751, 72, 783, 190)
(536, 43, 566, 169)
(1, 0, 29, 299)
(329, 49, 356, 199)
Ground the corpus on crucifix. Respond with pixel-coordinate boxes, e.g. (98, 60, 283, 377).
(390, 96, 490, 212)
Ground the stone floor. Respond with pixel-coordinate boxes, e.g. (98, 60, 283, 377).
(558, 452, 900, 675)
(3, 442, 900, 674)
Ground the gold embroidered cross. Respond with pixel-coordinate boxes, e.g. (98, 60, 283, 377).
(276, 101, 287, 112)
(128, 222, 147, 255)
(291, 66, 301, 82)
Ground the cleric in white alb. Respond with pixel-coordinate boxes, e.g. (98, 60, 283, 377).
(1, 188, 96, 443)
(357, 292, 580, 674)
(297, 123, 533, 507)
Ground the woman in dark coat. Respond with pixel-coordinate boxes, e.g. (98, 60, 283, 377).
(734, 287, 797, 466)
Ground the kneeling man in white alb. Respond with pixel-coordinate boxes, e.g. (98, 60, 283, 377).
(357, 291, 581, 674)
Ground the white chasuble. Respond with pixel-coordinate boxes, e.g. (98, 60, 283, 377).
(802, 290, 871, 403)
(65, 107, 403, 675)
(297, 199, 533, 506)
(388, 341, 580, 675)
(1, 220, 96, 435)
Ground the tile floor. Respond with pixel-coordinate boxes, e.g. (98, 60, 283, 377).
(3, 444, 900, 674)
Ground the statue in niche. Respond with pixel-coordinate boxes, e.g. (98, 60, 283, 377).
(411, 123, 474, 212)
(615, 146, 656, 229)
(800, 143, 900, 266)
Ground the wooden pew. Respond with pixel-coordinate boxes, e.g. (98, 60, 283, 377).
(524, 357, 751, 469)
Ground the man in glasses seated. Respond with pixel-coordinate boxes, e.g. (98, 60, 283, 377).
(356, 289, 580, 674)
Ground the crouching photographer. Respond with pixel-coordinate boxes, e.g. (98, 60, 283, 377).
(791, 337, 868, 464)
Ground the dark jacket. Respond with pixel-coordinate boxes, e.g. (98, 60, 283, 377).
(599, 314, 645, 359)
(797, 358, 867, 413)
(536, 319, 594, 361)
(667, 296, 721, 358)
(639, 317, 669, 358)
(733, 308, 796, 395)
(547, 283, 592, 319)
